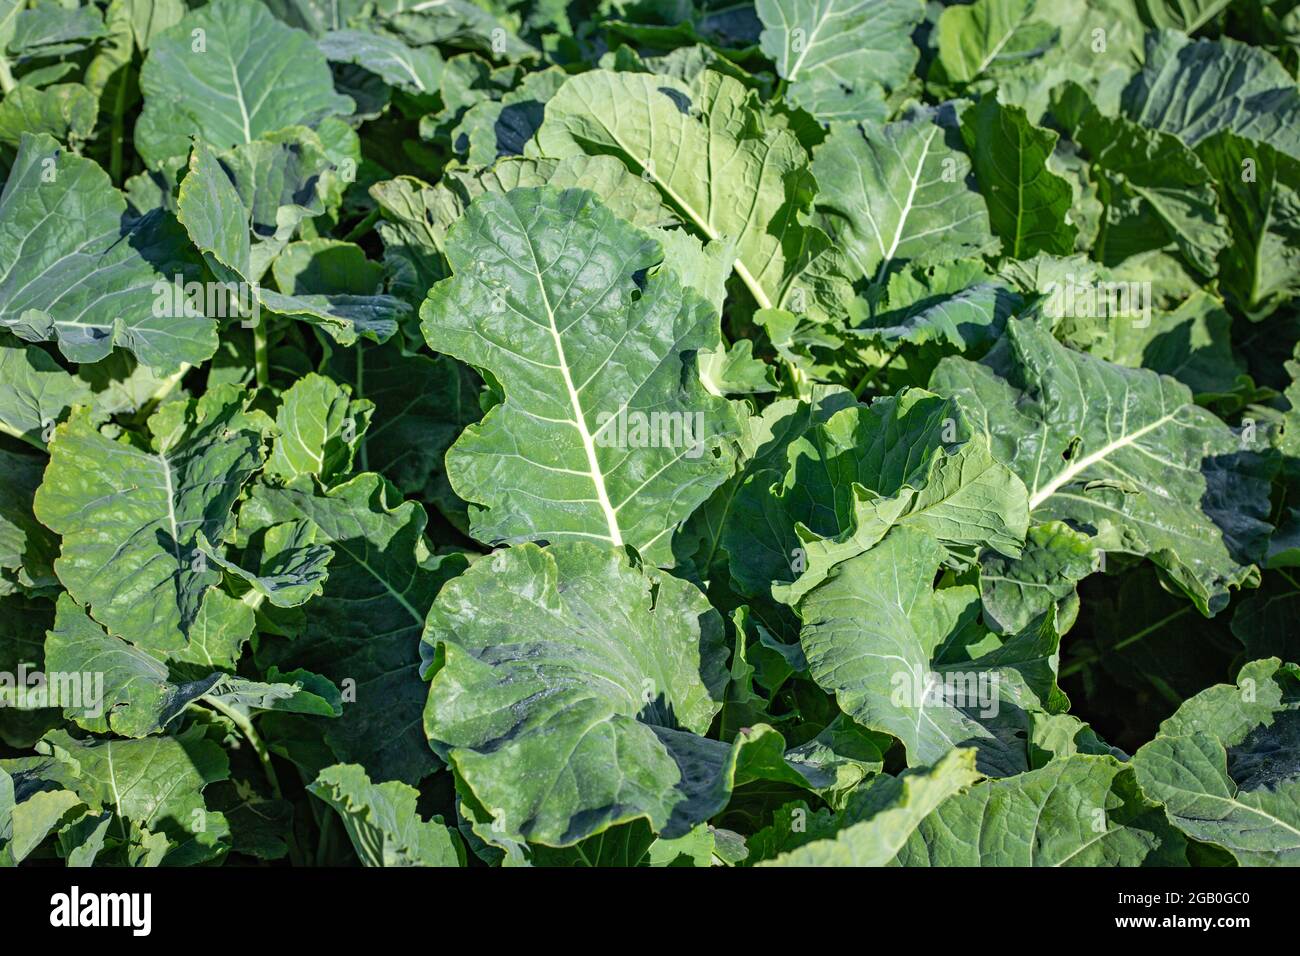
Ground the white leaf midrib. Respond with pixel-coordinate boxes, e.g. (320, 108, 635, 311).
(518, 226, 623, 546)
(1028, 411, 1179, 510)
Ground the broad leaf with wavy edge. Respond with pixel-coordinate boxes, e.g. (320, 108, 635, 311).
(198, 521, 332, 609)
(756, 0, 923, 123)
(266, 373, 372, 484)
(33, 384, 268, 659)
(420, 186, 738, 566)
(1120, 30, 1300, 160)
(724, 388, 1028, 605)
(937, 0, 1056, 84)
(894, 753, 1187, 865)
(931, 318, 1274, 615)
(0, 133, 210, 370)
(309, 763, 464, 867)
(812, 111, 996, 288)
(1053, 81, 1227, 277)
(136, 0, 353, 169)
(34, 727, 230, 864)
(177, 138, 406, 345)
(318, 29, 442, 95)
(1134, 658, 1300, 866)
(961, 97, 1077, 259)
(760, 748, 981, 866)
(43, 592, 336, 737)
(1196, 131, 1300, 318)
(0, 333, 92, 449)
(799, 525, 1064, 775)
(422, 541, 825, 846)
(532, 69, 851, 320)
(247, 473, 466, 784)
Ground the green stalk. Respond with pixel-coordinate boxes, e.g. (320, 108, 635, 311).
(109, 62, 130, 184)
(143, 363, 190, 409)
(0, 57, 14, 94)
(205, 697, 307, 867)
(342, 207, 380, 244)
(1059, 605, 1194, 678)
(851, 348, 899, 397)
(253, 319, 270, 390)
(205, 698, 282, 799)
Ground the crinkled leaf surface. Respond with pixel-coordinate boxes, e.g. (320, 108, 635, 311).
(34, 385, 267, 659)
(798, 525, 1063, 774)
(812, 112, 996, 287)
(248, 474, 463, 784)
(422, 541, 736, 846)
(420, 186, 738, 565)
(1120, 30, 1300, 159)
(756, 0, 923, 122)
(724, 388, 1028, 605)
(309, 763, 463, 866)
(894, 753, 1187, 865)
(136, 0, 353, 169)
(931, 318, 1273, 614)
(533, 70, 849, 318)
(760, 748, 980, 866)
(0, 133, 210, 370)
(1133, 658, 1300, 866)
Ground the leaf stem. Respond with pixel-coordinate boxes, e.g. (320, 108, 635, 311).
(253, 319, 270, 390)
(204, 697, 308, 866)
(852, 348, 899, 397)
(0, 57, 14, 94)
(1059, 604, 1194, 677)
(342, 208, 380, 244)
(143, 363, 190, 409)
(109, 63, 130, 183)
(206, 697, 282, 799)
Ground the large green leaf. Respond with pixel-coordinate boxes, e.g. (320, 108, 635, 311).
(43, 592, 219, 737)
(756, 0, 923, 122)
(961, 97, 1076, 259)
(318, 29, 442, 96)
(266, 373, 372, 484)
(0, 766, 82, 866)
(759, 748, 980, 866)
(931, 318, 1273, 614)
(0, 447, 57, 595)
(423, 541, 848, 849)
(0, 133, 210, 370)
(420, 186, 738, 566)
(1196, 131, 1300, 317)
(35, 727, 230, 864)
(1120, 30, 1300, 160)
(136, 0, 353, 169)
(1133, 658, 1300, 866)
(0, 333, 92, 449)
(42, 592, 332, 736)
(309, 763, 463, 866)
(936, 0, 1056, 84)
(895, 754, 1187, 865)
(248, 474, 465, 784)
(724, 388, 1028, 605)
(811, 112, 996, 288)
(798, 525, 1064, 774)
(177, 137, 406, 345)
(533, 69, 850, 319)
(1054, 82, 1228, 276)
(33, 385, 268, 660)
(422, 541, 732, 845)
